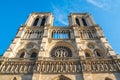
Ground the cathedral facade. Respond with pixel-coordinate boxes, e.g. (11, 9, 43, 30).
(0, 12, 120, 80)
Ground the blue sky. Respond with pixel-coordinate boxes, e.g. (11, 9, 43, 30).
(0, 0, 120, 55)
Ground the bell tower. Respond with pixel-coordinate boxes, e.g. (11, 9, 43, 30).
(69, 13, 117, 59)
(3, 12, 54, 58)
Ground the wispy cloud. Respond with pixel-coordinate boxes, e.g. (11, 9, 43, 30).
(51, 0, 120, 25)
(52, 4, 68, 26)
(51, 0, 82, 26)
(87, 0, 107, 9)
(87, 0, 120, 10)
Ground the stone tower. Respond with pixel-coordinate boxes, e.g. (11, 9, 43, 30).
(0, 12, 120, 80)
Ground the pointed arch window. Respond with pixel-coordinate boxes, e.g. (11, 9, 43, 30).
(84, 49, 92, 58)
(31, 52, 38, 58)
(85, 52, 91, 57)
(40, 16, 46, 26)
(82, 18, 87, 26)
(88, 30, 93, 39)
(33, 18, 39, 26)
(94, 49, 101, 57)
(76, 17, 80, 26)
(20, 52, 25, 58)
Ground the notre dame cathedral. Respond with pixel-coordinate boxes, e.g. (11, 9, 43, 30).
(0, 12, 120, 80)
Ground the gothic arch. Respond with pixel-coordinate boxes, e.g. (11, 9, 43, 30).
(16, 48, 27, 58)
(29, 48, 39, 58)
(75, 17, 80, 26)
(82, 17, 87, 26)
(33, 17, 39, 26)
(94, 49, 103, 57)
(52, 75, 71, 80)
(16, 42, 39, 57)
(84, 49, 93, 58)
(40, 16, 46, 26)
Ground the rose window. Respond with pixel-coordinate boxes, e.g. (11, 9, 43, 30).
(51, 46, 72, 57)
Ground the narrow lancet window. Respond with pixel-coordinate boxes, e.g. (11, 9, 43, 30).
(31, 52, 37, 58)
(76, 18, 80, 26)
(82, 18, 87, 26)
(20, 52, 25, 58)
(85, 52, 91, 57)
(40, 17, 46, 26)
(33, 18, 39, 26)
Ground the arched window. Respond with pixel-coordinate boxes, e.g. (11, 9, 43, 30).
(76, 17, 80, 26)
(13, 77, 17, 80)
(82, 18, 87, 26)
(84, 49, 92, 58)
(20, 52, 25, 58)
(40, 17, 46, 26)
(33, 18, 39, 26)
(94, 49, 101, 57)
(31, 52, 38, 58)
(85, 52, 91, 57)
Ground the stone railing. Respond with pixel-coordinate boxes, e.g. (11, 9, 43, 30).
(0, 57, 120, 74)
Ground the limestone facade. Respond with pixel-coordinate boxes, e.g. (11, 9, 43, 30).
(0, 12, 120, 80)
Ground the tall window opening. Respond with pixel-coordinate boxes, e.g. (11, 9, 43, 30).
(94, 49, 101, 57)
(20, 52, 25, 58)
(31, 52, 37, 58)
(40, 17, 46, 26)
(85, 52, 91, 57)
(33, 18, 39, 26)
(84, 49, 92, 58)
(88, 31, 93, 39)
(76, 18, 80, 26)
(82, 18, 87, 26)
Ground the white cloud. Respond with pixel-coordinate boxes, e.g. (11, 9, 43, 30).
(87, 0, 108, 9)
(51, 0, 120, 25)
(51, 0, 82, 26)
(87, 0, 120, 10)
(52, 4, 68, 26)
